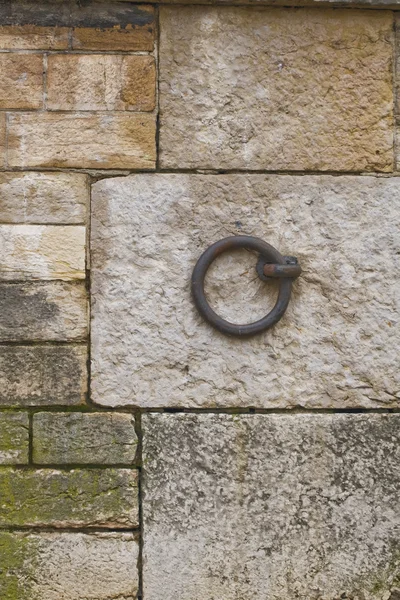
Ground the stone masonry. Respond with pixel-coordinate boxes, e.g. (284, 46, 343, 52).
(1, 2, 400, 600)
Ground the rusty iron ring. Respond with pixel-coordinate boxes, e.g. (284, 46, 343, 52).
(191, 235, 301, 337)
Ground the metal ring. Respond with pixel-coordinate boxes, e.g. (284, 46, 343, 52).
(191, 235, 298, 337)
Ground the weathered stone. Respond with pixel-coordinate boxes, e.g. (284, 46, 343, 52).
(0, 53, 43, 109)
(0, 281, 87, 342)
(47, 54, 156, 111)
(91, 174, 400, 409)
(0, 345, 87, 407)
(0, 172, 88, 224)
(0, 468, 138, 528)
(125, 0, 400, 5)
(0, 114, 5, 168)
(0, 412, 29, 464)
(0, 225, 85, 281)
(0, 531, 138, 600)
(159, 7, 393, 172)
(0, 25, 69, 49)
(143, 413, 400, 600)
(8, 113, 156, 169)
(33, 412, 137, 464)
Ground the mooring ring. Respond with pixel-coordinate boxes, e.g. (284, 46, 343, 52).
(191, 235, 301, 337)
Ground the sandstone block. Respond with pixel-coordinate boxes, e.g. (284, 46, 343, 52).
(0, 24, 69, 49)
(143, 413, 400, 600)
(0, 172, 88, 224)
(8, 113, 156, 169)
(0, 225, 85, 281)
(159, 7, 393, 171)
(0, 412, 29, 464)
(47, 54, 156, 112)
(0, 281, 87, 342)
(0, 53, 43, 109)
(0, 468, 138, 528)
(0, 114, 5, 168)
(33, 412, 137, 464)
(0, 345, 87, 407)
(0, 531, 138, 600)
(91, 174, 400, 409)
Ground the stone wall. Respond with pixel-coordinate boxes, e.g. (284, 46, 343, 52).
(0, 2, 399, 600)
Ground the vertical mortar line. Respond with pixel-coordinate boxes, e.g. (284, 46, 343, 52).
(43, 53, 48, 110)
(135, 410, 144, 600)
(155, 4, 161, 172)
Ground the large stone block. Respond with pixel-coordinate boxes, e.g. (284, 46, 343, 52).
(0, 468, 138, 528)
(0, 53, 43, 109)
(33, 412, 137, 464)
(0, 172, 88, 224)
(0, 225, 85, 280)
(0, 345, 87, 407)
(0, 531, 138, 600)
(159, 7, 393, 172)
(142, 413, 400, 600)
(0, 24, 69, 49)
(0, 412, 29, 464)
(91, 174, 400, 409)
(0, 281, 87, 342)
(8, 113, 156, 170)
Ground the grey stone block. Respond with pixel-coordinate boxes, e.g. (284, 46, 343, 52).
(0, 412, 29, 464)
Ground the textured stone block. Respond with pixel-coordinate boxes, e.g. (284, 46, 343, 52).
(0, 114, 5, 168)
(0, 281, 87, 342)
(0, 468, 138, 528)
(91, 174, 400, 409)
(47, 54, 156, 112)
(8, 113, 156, 169)
(33, 412, 137, 464)
(0, 345, 87, 407)
(0, 53, 43, 109)
(159, 7, 393, 171)
(0, 172, 88, 224)
(0, 531, 138, 600)
(0, 412, 29, 464)
(143, 413, 400, 600)
(0, 225, 85, 280)
(0, 25, 69, 49)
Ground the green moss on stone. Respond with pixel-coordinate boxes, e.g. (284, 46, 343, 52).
(0, 532, 38, 600)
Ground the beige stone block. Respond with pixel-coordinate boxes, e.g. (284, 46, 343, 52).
(0, 225, 85, 281)
(47, 54, 156, 112)
(91, 174, 400, 409)
(0, 53, 43, 109)
(0, 25, 69, 49)
(159, 7, 394, 172)
(8, 112, 156, 169)
(0, 531, 139, 600)
(0, 113, 6, 168)
(0, 412, 29, 464)
(0, 281, 87, 342)
(0, 172, 88, 224)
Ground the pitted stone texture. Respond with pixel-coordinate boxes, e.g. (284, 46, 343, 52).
(142, 413, 400, 600)
(0, 412, 29, 464)
(159, 7, 393, 172)
(91, 174, 400, 409)
(0, 531, 138, 600)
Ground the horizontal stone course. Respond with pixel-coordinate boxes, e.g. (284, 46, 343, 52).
(0, 468, 138, 528)
(33, 412, 138, 464)
(0, 412, 29, 464)
(0, 53, 43, 109)
(0, 24, 69, 49)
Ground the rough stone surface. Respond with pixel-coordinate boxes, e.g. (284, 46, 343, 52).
(0, 24, 69, 49)
(143, 413, 400, 600)
(47, 54, 156, 111)
(0, 468, 138, 528)
(0, 531, 139, 600)
(0, 172, 88, 224)
(0, 281, 87, 342)
(159, 7, 393, 172)
(0, 225, 86, 281)
(0, 53, 43, 109)
(0, 345, 87, 407)
(91, 174, 400, 409)
(33, 412, 137, 464)
(0, 412, 29, 464)
(0, 114, 5, 168)
(8, 112, 156, 169)
(130, 0, 400, 4)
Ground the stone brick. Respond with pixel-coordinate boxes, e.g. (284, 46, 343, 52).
(0, 345, 87, 407)
(8, 113, 156, 169)
(0, 412, 29, 464)
(0, 53, 43, 109)
(0, 24, 69, 49)
(33, 412, 137, 464)
(0, 281, 87, 342)
(0, 225, 85, 281)
(91, 174, 400, 409)
(47, 54, 156, 112)
(0, 468, 138, 528)
(0, 531, 138, 600)
(159, 7, 393, 172)
(0, 172, 88, 224)
(143, 413, 400, 600)
(0, 113, 6, 168)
